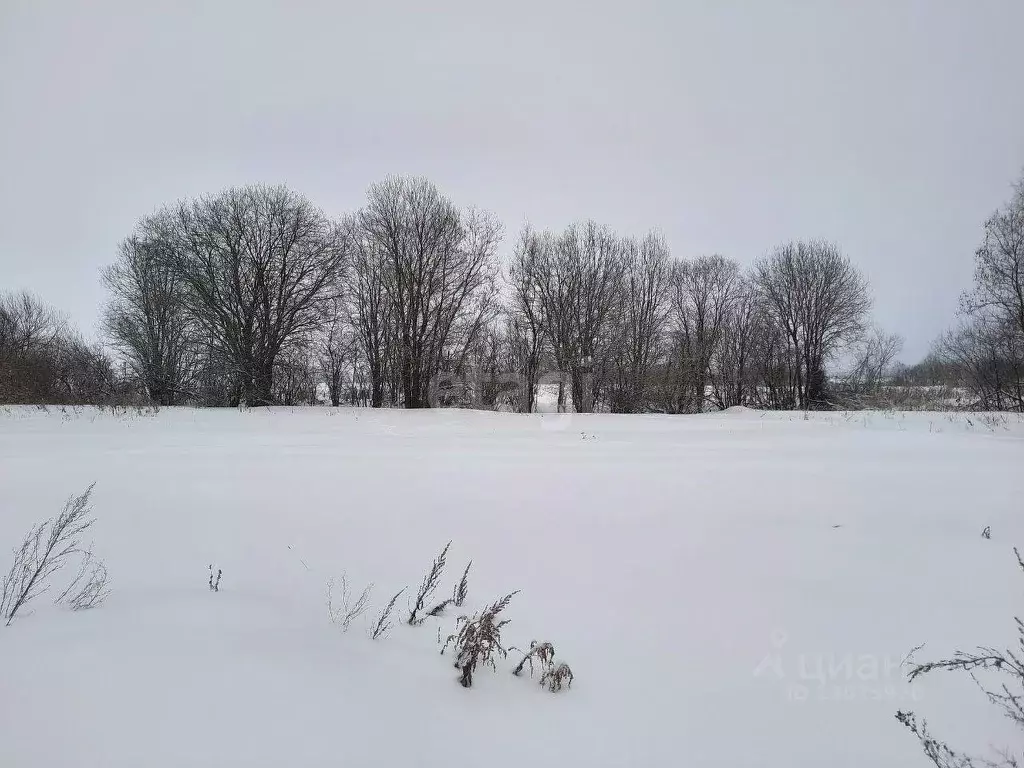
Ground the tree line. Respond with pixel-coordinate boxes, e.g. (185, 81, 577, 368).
(2, 172, 1021, 412)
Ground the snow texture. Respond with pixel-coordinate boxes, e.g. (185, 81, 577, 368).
(0, 405, 1022, 767)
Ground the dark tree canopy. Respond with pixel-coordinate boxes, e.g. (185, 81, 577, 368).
(169, 184, 349, 406)
(102, 214, 196, 406)
(358, 177, 500, 408)
(755, 240, 872, 409)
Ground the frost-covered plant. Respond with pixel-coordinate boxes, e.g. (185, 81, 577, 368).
(452, 560, 471, 608)
(55, 546, 110, 610)
(208, 564, 222, 592)
(327, 574, 372, 632)
(371, 587, 405, 640)
(441, 591, 518, 688)
(511, 640, 555, 677)
(408, 541, 450, 625)
(1, 483, 98, 625)
(896, 547, 1024, 767)
(540, 661, 574, 692)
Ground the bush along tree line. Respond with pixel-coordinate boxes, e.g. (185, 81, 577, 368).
(2, 172, 1022, 412)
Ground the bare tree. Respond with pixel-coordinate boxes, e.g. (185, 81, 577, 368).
(754, 240, 872, 409)
(461, 322, 516, 409)
(667, 255, 741, 413)
(708, 279, 773, 409)
(349, 230, 397, 408)
(935, 173, 1024, 412)
(936, 316, 1024, 411)
(102, 213, 197, 405)
(0, 290, 64, 356)
(169, 185, 349, 406)
(316, 298, 351, 407)
(846, 326, 904, 395)
(52, 332, 119, 405)
(0, 292, 120, 405)
(273, 343, 318, 405)
(0, 291, 65, 403)
(532, 221, 625, 413)
(963, 175, 1024, 342)
(609, 231, 671, 412)
(359, 177, 500, 408)
(505, 226, 548, 412)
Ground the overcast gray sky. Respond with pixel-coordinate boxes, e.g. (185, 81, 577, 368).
(2, 0, 1023, 361)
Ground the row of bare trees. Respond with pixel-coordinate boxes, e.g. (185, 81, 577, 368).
(94, 178, 502, 409)
(101, 185, 347, 407)
(0, 291, 125, 405)
(920, 173, 1024, 411)
(500, 230, 878, 412)
(3, 175, 893, 411)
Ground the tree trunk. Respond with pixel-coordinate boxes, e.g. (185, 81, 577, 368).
(329, 369, 341, 407)
(248, 360, 275, 406)
(522, 366, 537, 413)
(570, 368, 586, 414)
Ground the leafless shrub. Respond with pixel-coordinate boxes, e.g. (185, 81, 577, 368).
(511, 640, 555, 677)
(896, 548, 1024, 767)
(55, 546, 110, 610)
(326, 574, 373, 632)
(441, 591, 518, 688)
(208, 564, 222, 592)
(452, 560, 471, 607)
(979, 413, 1010, 431)
(371, 587, 405, 640)
(540, 661, 575, 692)
(408, 541, 451, 625)
(1, 484, 97, 626)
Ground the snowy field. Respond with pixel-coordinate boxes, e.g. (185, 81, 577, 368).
(1, 405, 1022, 768)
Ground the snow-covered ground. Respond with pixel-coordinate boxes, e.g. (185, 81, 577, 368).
(1, 405, 1022, 767)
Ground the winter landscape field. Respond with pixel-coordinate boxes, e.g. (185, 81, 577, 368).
(0, 405, 1022, 768)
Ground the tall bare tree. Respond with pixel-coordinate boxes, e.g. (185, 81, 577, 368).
(102, 214, 196, 405)
(349, 231, 396, 408)
(609, 231, 671, 412)
(505, 226, 549, 412)
(963, 175, 1024, 341)
(0, 291, 61, 403)
(936, 316, 1024, 411)
(708, 279, 773, 409)
(532, 221, 625, 413)
(754, 240, 871, 409)
(847, 326, 904, 394)
(927, 173, 1024, 411)
(667, 255, 741, 413)
(170, 185, 349, 406)
(359, 177, 500, 408)
(316, 305, 351, 407)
